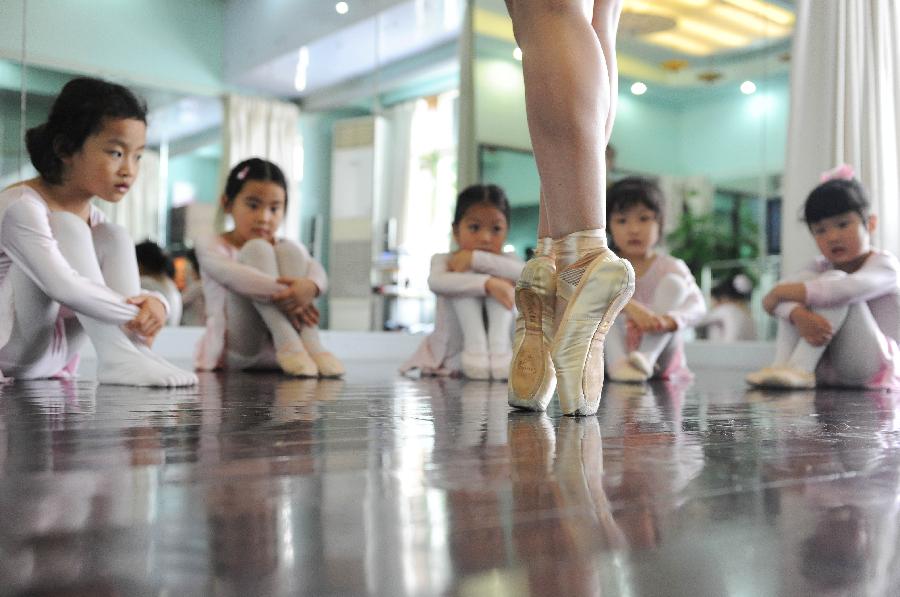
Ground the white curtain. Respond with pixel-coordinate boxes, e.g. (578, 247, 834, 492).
(221, 94, 302, 240)
(95, 149, 162, 243)
(782, 0, 900, 274)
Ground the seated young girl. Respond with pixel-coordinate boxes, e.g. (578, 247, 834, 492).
(747, 168, 900, 390)
(0, 77, 196, 386)
(194, 158, 343, 377)
(603, 178, 706, 382)
(401, 184, 523, 380)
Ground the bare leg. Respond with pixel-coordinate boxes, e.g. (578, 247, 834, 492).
(591, 0, 624, 144)
(507, 0, 614, 237)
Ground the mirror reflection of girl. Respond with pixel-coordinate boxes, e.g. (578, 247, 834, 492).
(697, 273, 757, 342)
(194, 158, 343, 378)
(604, 178, 706, 382)
(0, 77, 196, 386)
(401, 185, 523, 380)
(747, 167, 900, 390)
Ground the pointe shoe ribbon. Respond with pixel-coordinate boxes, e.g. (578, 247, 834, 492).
(551, 249, 635, 416)
(508, 254, 558, 411)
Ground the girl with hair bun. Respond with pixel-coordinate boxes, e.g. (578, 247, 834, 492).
(696, 273, 757, 342)
(0, 77, 196, 386)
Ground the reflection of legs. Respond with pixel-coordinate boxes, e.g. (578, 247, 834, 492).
(236, 239, 317, 376)
(630, 273, 690, 376)
(48, 214, 195, 386)
(486, 298, 514, 380)
(452, 297, 490, 380)
(506, 0, 633, 415)
(274, 241, 344, 377)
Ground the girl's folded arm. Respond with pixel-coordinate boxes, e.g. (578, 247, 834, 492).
(196, 240, 284, 301)
(427, 253, 490, 297)
(1, 199, 138, 324)
(470, 250, 524, 281)
(805, 253, 900, 308)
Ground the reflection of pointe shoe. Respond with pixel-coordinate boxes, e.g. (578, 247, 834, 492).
(490, 351, 512, 381)
(551, 250, 635, 416)
(607, 358, 649, 383)
(276, 350, 318, 377)
(509, 255, 557, 412)
(628, 351, 654, 378)
(311, 352, 345, 378)
(461, 351, 491, 380)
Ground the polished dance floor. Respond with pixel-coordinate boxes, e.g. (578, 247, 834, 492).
(1, 362, 899, 596)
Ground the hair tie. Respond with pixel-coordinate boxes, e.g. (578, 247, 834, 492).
(236, 165, 250, 181)
(820, 163, 855, 182)
(732, 274, 752, 294)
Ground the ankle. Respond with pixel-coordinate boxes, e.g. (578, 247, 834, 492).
(553, 229, 607, 269)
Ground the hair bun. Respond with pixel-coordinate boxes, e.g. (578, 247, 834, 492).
(732, 274, 753, 294)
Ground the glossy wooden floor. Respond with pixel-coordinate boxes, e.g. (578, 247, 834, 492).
(1, 363, 899, 597)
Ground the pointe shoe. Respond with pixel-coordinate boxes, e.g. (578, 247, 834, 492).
(607, 358, 649, 383)
(311, 352, 345, 378)
(508, 254, 558, 411)
(628, 351, 654, 378)
(276, 350, 319, 377)
(461, 351, 491, 380)
(490, 351, 512, 381)
(745, 366, 777, 386)
(551, 250, 635, 416)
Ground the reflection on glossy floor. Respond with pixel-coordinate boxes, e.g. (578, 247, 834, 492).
(1, 364, 900, 597)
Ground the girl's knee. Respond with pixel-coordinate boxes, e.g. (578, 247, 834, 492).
(657, 273, 687, 294)
(238, 238, 276, 265)
(48, 210, 91, 237)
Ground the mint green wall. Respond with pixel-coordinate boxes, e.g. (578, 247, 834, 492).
(168, 153, 221, 208)
(472, 41, 790, 198)
(1, 1, 224, 94)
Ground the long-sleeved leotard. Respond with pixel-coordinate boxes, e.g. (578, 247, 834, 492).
(400, 250, 524, 376)
(194, 234, 327, 370)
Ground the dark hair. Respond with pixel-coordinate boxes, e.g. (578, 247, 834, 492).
(26, 77, 147, 185)
(223, 158, 289, 208)
(452, 184, 511, 227)
(135, 240, 175, 279)
(607, 176, 666, 234)
(711, 273, 753, 301)
(803, 178, 870, 225)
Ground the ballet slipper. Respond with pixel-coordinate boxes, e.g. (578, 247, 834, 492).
(607, 358, 649, 383)
(490, 351, 512, 381)
(508, 251, 558, 411)
(745, 366, 783, 387)
(766, 366, 816, 389)
(276, 349, 319, 377)
(551, 248, 635, 416)
(311, 351, 345, 378)
(461, 351, 491, 380)
(627, 351, 654, 378)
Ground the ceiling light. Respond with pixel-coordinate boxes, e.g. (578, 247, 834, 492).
(513, 47, 522, 61)
(335, 2, 349, 15)
(679, 17, 749, 47)
(294, 46, 310, 92)
(631, 82, 648, 95)
(741, 80, 757, 94)
(644, 30, 714, 55)
(710, 4, 791, 37)
(722, 0, 794, 26)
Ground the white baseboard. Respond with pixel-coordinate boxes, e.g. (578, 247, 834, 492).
(77, 328, 772, 371)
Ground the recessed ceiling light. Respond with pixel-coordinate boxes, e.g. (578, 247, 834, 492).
(631, 82, 648, 95)
(335, 2, 349, 15)
(513, 47, 523, 61)
(741, 80, 757, 94)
